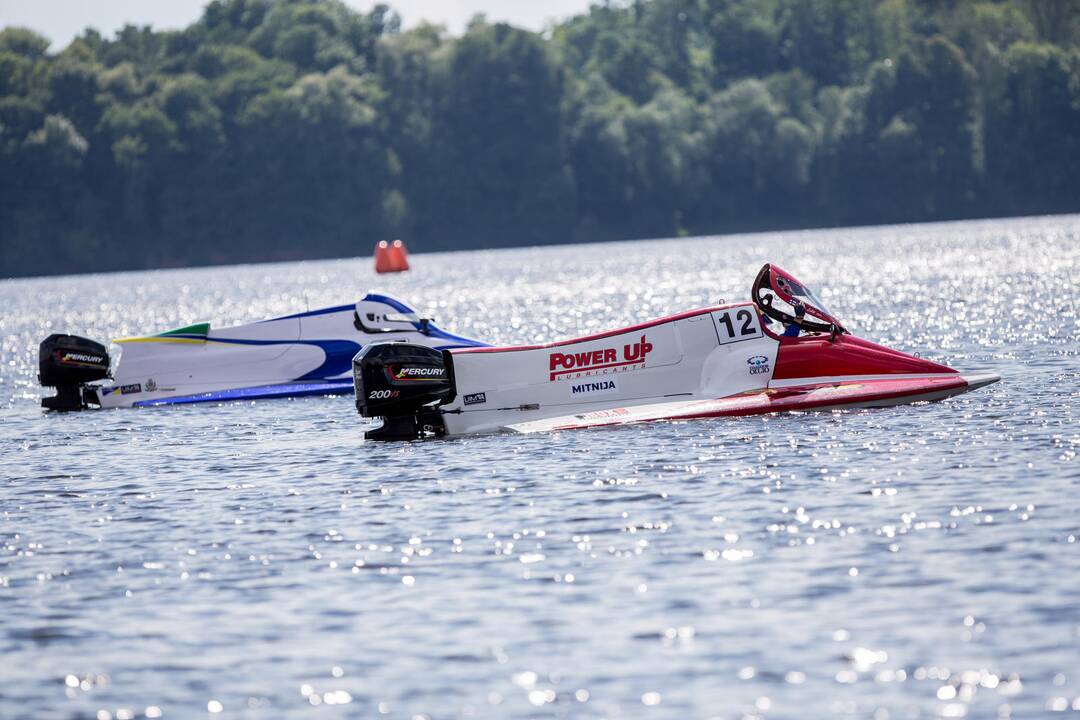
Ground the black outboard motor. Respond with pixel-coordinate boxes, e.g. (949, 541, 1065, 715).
(39, 334, 110, 410)
(353, 342, 455, 440)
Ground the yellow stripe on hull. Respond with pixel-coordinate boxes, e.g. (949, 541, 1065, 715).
(113, 336, 208, 344)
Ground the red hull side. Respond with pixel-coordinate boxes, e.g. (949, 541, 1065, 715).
(772, 334, 956, 381)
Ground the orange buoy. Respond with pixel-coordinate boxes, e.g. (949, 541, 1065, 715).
(388, 239, 410, 271)
(374, 239, 410, 273)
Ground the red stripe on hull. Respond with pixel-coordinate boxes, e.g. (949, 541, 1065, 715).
(454, 304, 740, 354)
(546, 376, 973, 432)
(675, 376, 969, 419)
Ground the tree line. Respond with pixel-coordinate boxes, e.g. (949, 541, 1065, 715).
(2, 0, 1078, 278)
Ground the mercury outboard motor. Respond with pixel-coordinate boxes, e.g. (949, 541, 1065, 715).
(353, 342, 455, 440)
(39, 334, 110, 410)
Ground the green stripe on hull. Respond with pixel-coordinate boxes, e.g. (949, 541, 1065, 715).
(157, 322, 210, 338)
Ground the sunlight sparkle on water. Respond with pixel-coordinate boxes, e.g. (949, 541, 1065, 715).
(0, 216, 1078, 717)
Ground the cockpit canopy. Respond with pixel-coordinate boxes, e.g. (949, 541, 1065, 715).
(752, 263, 846, 335)
(355, 295, 428, 334)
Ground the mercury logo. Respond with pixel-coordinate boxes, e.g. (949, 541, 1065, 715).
(59, 351, 105, 365)
(393, 366, 445, 379)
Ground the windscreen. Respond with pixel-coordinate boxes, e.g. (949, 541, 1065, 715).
(776, 275, 834, 319)
(752, 264, 846, 334)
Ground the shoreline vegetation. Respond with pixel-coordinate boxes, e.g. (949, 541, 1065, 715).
(2, 0, 1078, 279)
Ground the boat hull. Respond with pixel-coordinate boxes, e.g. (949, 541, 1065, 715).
(505, 373, 999, 434)
(429, 303, 998, 437)
(89, 293, 484, 408)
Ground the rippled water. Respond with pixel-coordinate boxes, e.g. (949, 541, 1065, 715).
(1, 216, 1078, 719)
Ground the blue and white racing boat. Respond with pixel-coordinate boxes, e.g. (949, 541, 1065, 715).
(38, 292, 485, 409)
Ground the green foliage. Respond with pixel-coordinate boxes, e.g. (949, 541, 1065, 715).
(985, 41, 1080, 211)
(0, 51, 37, 97)
(24, 114, 88, 166)
(0, 27, 50, 58)
(421, 21, 573, 246)
(710, 1, 780, 83)
(1, 0, 1079, 278)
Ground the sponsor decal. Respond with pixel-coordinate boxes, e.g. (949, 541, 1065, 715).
(145, 378, 157, 392)
(463, 392, 487, 406)
(574, 407, 631, 421)
(119, 383, 142, 395)
(549, 335, 653, 381)
(747, 355, 770, 375)
(58, 351, 106, 367)
(570, 378, 618, 396)
(391, 365, 446, 380)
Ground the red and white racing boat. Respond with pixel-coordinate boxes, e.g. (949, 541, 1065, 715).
(352, 264, 999, 440)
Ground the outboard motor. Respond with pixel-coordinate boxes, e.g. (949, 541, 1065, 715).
(39, 334, 110, 410)
(353, 342, 455, 440)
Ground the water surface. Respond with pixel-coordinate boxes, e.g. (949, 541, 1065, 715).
(1, 216, 1078, 719)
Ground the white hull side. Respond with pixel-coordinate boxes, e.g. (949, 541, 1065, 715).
(94, 294, 482, 408)
(441, 303, 780, 436)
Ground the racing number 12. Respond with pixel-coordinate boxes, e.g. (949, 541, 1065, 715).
(714, 307, 761, 344)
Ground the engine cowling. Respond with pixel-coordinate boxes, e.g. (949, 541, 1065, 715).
(352, 342, 454, 440)
(38, 334, 110, 410)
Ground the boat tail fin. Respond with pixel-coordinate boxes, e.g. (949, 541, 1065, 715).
(355, 293, 423, 333)
(355, 293, 486, 348)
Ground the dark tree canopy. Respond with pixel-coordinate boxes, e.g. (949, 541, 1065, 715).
(1, 0, 1078, 278)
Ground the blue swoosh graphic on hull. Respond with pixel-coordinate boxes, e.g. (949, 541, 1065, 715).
(154, 336, 363, 380)
(259, 304, 356, 322)
(293, 340, 362, 381)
